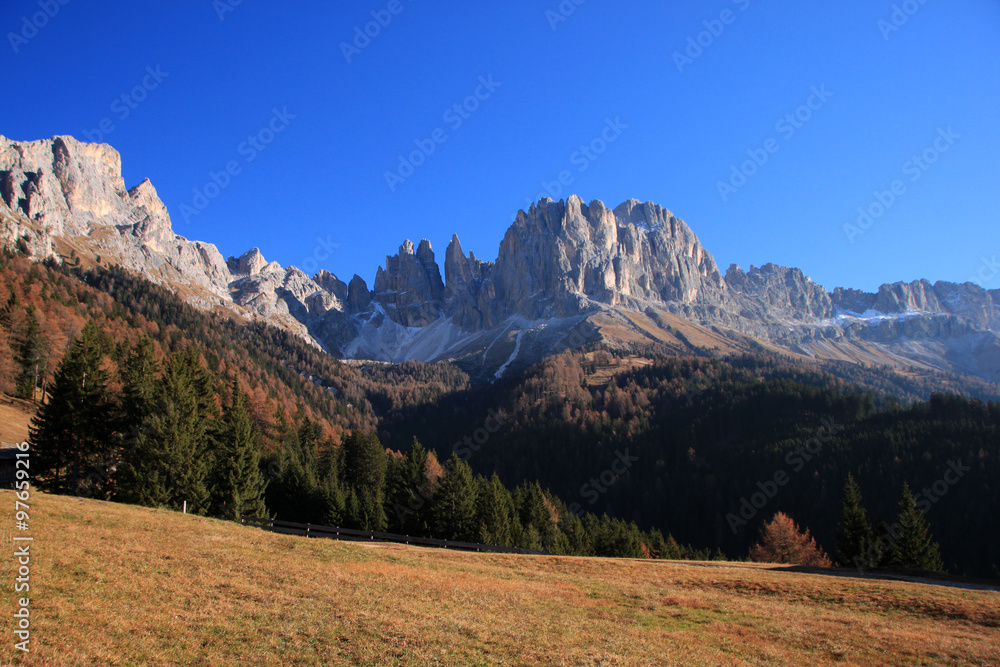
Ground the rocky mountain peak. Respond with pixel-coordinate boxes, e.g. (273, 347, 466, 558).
(229, 248, 269, 276)
(3, 134, 998, 383)
(372, 239, 445, 327)
(347, 274, 371, 311)
(313, 269, 348, 301)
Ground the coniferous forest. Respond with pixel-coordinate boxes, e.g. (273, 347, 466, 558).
(4, 249, 998, 576)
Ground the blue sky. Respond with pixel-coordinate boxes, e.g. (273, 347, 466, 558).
(2, 0, 998, 292)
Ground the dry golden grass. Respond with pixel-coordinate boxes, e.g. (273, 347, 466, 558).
(1, 490, 998, 666)
(0, 398, 35, 445)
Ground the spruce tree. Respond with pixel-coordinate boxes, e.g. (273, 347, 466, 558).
(516, 482, 558, 551)
(117, 348, 214, 513)
(119, 336, 158, 429)
(387, 438, 431, 533)
(15, 305, 46, 400)
(317, 439, 346, 526)
(341, 430, 388, 531)
(836, 473, 875, 568)
(30, 321, 115, 496)
(211, 380, 268, 520)
(890, 483, 944, 572)
(263, 427, 321, 522)
(475, 473, 514, 546)
(429, 452, 478, 541)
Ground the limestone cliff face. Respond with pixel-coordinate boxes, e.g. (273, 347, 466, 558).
(444, 234, 491, 329)
(372, 239, 446, 327)
(726, 263, 835, 321)
(2, 134, 998, 381)
(0, 135, 233, 302)
(474, 196, 729, 326)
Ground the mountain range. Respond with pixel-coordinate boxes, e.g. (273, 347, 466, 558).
(2, 134, 998, 384)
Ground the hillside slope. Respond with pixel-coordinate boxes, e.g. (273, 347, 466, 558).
(2, 491, 998, 666)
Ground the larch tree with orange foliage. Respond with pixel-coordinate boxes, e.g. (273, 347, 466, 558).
(749, 512, 832, 567)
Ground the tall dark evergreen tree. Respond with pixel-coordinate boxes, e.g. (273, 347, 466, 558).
(474, 473, 515, 547)
(263, 426, 321, 522)
(119, 336, 158, 429)
(15, 305, 46, 399)
(430, 453, 479, 541)
(890, 483, 944, 572)
(341, 430, 388, 531)
(211, 380, 268, 519)
(30, 321, 115, 496)
(387, 438, 432, 533)
(116, 348, 215, 513)
(836, 473, 875, 568)
(515, 482, 558, 551)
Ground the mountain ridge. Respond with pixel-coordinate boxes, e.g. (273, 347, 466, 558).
(2, 134, 998, 382)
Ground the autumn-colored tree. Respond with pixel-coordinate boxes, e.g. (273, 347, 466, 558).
(749, 512, 832, 567)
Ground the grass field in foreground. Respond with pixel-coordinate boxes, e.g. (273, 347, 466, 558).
(1, 491, 998, 666)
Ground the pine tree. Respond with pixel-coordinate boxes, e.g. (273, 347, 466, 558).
(317, 439, 346, 526)
(211, 380, 268, 520)
(890, 483, 944, 572)
(30, 321, 115, 496)
(429, 452, 478, 541)
(836, 474, 875, 568)
(117, 348, 214, 513)
(387, 438, 432, 533)
(15, 305, 46, 400)
(341, 430, 388, 531)
(119, 336, 158, 429)
(515, 482, 558, 551)
(475, 473, 514, 546)
(263, 427, 321, 522)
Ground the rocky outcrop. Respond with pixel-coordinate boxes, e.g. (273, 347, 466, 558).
(726, 263, 834, 321)
(444, 234, 491, 329)
(372, 239, 446, 327)
(347, 275, 371, 311)
(476, 196, 728, 326)
(313, 270, 348, 302)
(228, 248, 271, 276)
(2, 134, 998, 382)
(831, 287, 878, 314)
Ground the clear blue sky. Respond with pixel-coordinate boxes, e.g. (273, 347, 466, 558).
(2, 0, 998, 292)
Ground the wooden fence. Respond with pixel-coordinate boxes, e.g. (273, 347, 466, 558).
(241, 516, 546, 555)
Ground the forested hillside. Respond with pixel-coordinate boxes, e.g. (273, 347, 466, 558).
(5, 248, 999, 575)
(4, 251, 705, 559)
(382, 351, 1000, 577)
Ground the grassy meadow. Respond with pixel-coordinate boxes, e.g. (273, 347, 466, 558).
(1, 490, 998, 666)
